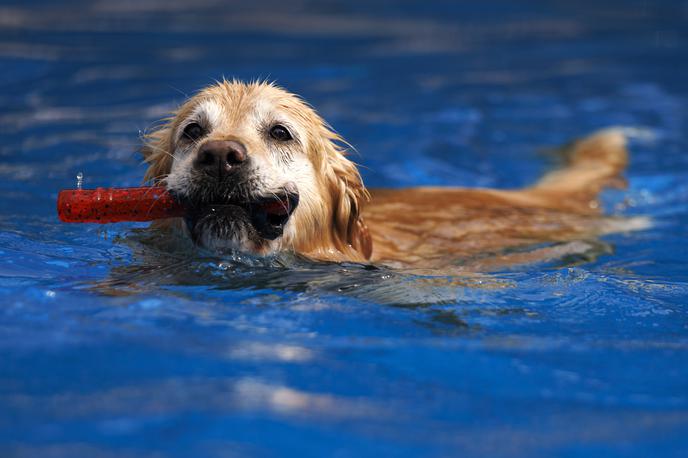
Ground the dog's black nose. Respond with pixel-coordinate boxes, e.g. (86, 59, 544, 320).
(194, 140, 247, 178)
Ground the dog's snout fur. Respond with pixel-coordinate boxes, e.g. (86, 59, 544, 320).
(194, 140, 247, 179)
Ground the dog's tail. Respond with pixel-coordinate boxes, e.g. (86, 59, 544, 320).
(528, 128, 629, 213)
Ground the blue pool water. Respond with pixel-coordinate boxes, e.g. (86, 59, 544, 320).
(1, 1, 688, 456)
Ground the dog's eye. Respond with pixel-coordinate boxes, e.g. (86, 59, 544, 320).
(269, 124, 293, 141)
(182, 122, 205, 141)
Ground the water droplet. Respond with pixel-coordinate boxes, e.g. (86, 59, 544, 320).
(76, 172, 84, 190)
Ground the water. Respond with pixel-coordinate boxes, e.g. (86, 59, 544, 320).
(1, 0, 688, 456)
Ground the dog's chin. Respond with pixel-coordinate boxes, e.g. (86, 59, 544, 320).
(182, 192, 299, 256)
(186, 205, 263, 254)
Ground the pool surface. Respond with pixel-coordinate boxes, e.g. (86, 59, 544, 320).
(1, 1, 687, 456)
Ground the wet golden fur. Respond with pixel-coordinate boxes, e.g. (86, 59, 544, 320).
(142, 81, 644, 270)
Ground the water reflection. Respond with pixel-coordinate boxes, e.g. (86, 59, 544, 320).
(93, 226, 622, 308)
(2, 376, 387, 421)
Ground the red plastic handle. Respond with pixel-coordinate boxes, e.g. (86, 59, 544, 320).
(57, 186, 185, 223)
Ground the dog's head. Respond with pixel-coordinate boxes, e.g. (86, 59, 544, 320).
(142, 80, 372, 261)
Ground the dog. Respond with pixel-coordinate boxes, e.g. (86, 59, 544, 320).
(142, 80, 646, 271)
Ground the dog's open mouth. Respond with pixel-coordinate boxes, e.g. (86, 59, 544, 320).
(248, 192, 300, 239)
(182, 190, 299, 244)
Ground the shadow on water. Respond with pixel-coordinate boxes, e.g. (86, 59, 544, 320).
(92, 225, 619, 309)
(92, 228, 484, 307)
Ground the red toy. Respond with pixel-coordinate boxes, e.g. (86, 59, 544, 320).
(57, 186, 185, 223)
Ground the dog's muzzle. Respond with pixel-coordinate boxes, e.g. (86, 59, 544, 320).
(181, 186, 300, 244)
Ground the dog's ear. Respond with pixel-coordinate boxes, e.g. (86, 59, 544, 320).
(141, 120, 174, 185)
(321, 132, 373, 260)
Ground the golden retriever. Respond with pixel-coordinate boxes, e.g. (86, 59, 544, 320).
(142, 80, 645, 271)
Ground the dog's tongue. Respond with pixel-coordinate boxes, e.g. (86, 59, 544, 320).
(259, 196, 291, 215)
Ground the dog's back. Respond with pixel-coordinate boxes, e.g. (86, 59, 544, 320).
(363, 129, 649, 270)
